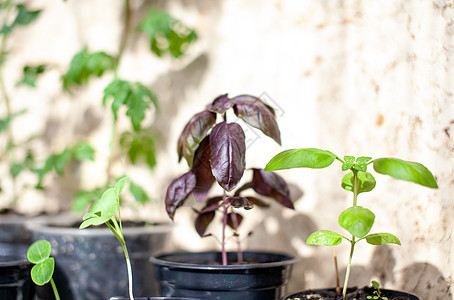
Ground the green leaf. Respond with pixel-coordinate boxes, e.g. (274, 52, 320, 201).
(264, 148, 337, 171)
(338, 206, 375, 238)
(103, 79, 158, 131)
(27, 240, 51, 264)
(371, 280, 380, 289)
(73, 188, 103, 213)
(129, 181, 151, 205)
(0, 109, 27, 133)
(79, 188, 117, 229)
(341, 171, 376, 194)
(63, 48, 115, 90)
(13, 4, 42, 27)
(342, 156, 355, 171)
(307, 230, 344, 246)
(79, 177, 128, 229)
(114, 176, 128, 196)
(120, 130, 157, 169)
(138, 7, 198, 58)
(30, 258, 54, 286)
(365, 232, 401, 246)
(17, 64, 46, 87)
(373, 158, 438, 188)
(70, 142, 95, 161)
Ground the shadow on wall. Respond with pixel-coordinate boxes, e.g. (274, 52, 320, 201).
(336, 246, 452, 300)
(401, 262, 453, 300)
(152, 53, 209, 150)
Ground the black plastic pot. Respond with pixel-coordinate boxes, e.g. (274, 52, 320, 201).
(281, 287, 421, 299)
(28, 214, 172, 300)
(150, 251, 298, 300)
(0, 249, 34, 300)
(110, 297, 202, 300)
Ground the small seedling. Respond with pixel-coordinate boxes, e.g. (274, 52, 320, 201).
(79, 176, 134, 300)
(367, 280, 388, 300)
(265, 148, 438, 299)
(27, 240, 60, 300)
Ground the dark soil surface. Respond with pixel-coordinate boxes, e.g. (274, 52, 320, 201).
(285, 287, 417, 300)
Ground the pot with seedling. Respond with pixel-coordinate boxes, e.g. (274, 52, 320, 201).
(150, 94, 299, 300)
(264, 148, 438, 300)
(79, 177, 198, 300)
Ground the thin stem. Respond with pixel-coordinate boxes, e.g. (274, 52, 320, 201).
(106, 221, 134, 300)
(50, 278, 60, 300)
(352, 170, 359, 207)
(334, 248, 340, 293)
(0, 0, 17, 203)
(221, 190, 228, 266)
(342, 238, 356, 300)
(115, 0, 130, 76)
(121, 239, 134, 300)
(105, 118, 118, 185)
(231, 212, 243, 263)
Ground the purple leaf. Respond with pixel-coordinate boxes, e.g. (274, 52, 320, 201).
(206, 94, 233, 114)
(165, 171, 196, 220)
(192, 136, 216, 202)
(251, 168, 294, 209)
(210, 122, 246, 191)
(201, 196, 222, 212)
(232, 95, 281, 145)
(246, 196, 270, 208)
(177, 110, 216, 167)
(227, 212, 243, 230)
(195, 211, 215, 237)
(221, 196, 254, 210)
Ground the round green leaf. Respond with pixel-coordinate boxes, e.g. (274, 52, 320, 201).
(341, 171, 376, 194)
(27, 240, 51, 264)
(264, 148, 337, 171)
(307, 230, 344, 246)
(338, 206, 375, 238)
(365, 233, 401, 246)
(31, 257, 54, 286)
(373, 158, 438, 188)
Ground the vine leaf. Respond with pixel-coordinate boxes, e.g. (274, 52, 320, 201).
(209, 122, 246, 192)
(177, 110, 216, 168)
(138, 7, 198, 58)
(232, 94, 281, 145)
(103, 79, 158, 131)
(63, 48, 115, 90)
(17, 64, 46, 87)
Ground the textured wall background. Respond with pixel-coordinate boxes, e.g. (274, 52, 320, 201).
(1, 0, 453, 299)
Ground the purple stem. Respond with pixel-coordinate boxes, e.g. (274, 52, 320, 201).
(221, 190, 228, 266)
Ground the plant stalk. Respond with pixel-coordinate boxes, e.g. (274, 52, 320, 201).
(334, 248, 340, 293)
(342, 238, 356, 299)
(50, 278, 61, 300)
(221, 191, 228, 266)
(121, 240, 134, 300)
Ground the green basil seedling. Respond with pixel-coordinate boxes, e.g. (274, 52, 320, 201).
(27, 240, 60, 300)
(265, 148, 437, 299)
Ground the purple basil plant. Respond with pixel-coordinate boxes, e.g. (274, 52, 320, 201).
(165, 94, 295, 265)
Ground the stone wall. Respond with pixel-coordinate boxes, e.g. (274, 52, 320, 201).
(1, 0, 453, 298)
